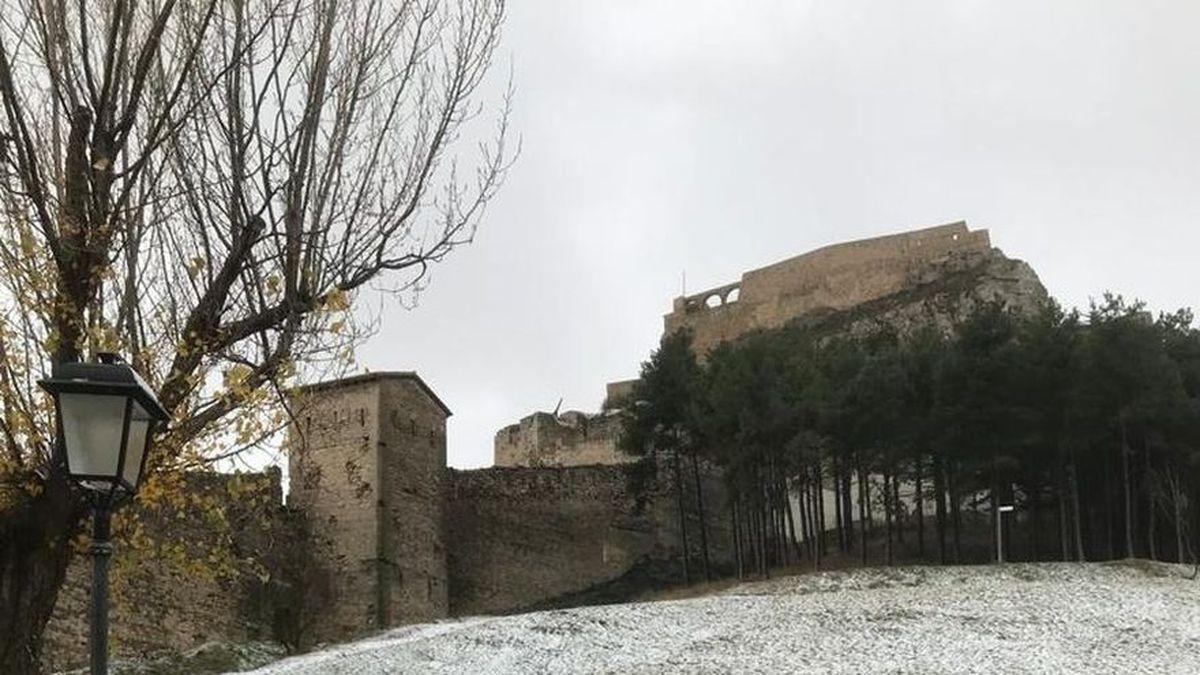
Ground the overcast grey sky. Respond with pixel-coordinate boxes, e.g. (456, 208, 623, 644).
(354, 0, 1200, 469)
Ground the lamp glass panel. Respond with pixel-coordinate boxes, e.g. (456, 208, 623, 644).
(60, 393, 127, 480)
(121, 401, 151, 486)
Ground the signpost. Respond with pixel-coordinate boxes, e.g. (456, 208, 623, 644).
(997, 504, 1015, 564)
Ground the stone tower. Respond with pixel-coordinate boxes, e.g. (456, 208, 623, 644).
(286, 372, 451, 642)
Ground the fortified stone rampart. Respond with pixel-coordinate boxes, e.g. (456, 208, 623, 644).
(664, 222, 994, 356)
(286, 372, 451, 644)
(285, 372, 732, 638)
(494, 409, 636, 468)
(445, 464, 660, 615)
(446, 460, 732, 616)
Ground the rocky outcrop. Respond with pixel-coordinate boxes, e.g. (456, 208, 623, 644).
(791, 246, 1048, 339)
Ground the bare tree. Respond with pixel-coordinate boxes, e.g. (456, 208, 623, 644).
(0, 0, 511, 670)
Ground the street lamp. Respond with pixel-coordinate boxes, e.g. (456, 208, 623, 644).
(39, 353, 169, 675)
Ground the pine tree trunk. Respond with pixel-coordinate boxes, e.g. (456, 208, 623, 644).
(1120, 418, 1134, 558)
(816, 461, 826, 558)
(690, 455, 711, 581)
(784, 480, 800, 563)
(759, 490, 769, 577)
(1174, 481, 1185, 564)
(842, 472, 855, 552)
(797, 475, 811, 558)
(884, 472, 894, 566)
(949, 464, 963, 564)
(1148, 496, 1158, 562)
(1145, 449, 1156, 562)
(672, 448, 691, 583)
(732, 499, 744, 580)
(1069, 452, 1086, 561)
(1058, 464, 1071, 562)
(0, 476, 84, 675)
(864, 470, 874, 534)
(810, 470, 822, 569)
(915, 460, 925, 558)
(935, 458, 947, 564)
(1103, 444, 1116, 560)
(834, 463, 845, 552)
(858, 467, 868, 566)
(896, 469, 905, 543)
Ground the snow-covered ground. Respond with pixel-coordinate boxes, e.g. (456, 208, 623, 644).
(246, 562, 1200, 674)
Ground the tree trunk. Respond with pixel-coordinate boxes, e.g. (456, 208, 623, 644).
(1069, 451, 1086, 561)
(1173, 477, 1186, 564)
(884, 472, 894, 566)
(1120, 418, 1134, 558)
(784, 480, 800, 564)
(892, 468, 903, 544)
(0, 476, 84, 675)
(1058, 464, 1071, 562)
(1145, 450, 1156, 562)
(689, 455, 711, 581)
(834, 462, 844, 552)
(732, 499, 743, 580)
(935, 458, 947, 564)
(810, 470, 822, 569)
(801, 478, 811, 557)
(915, 460, 925, 558)
(949, 464, 962, 564)
(816, 462, 826, 559)
(858, 467, 868, 566)
(842, 472, 855, 551)
(864, 469, 874, 534)
(1103, 444, 1116, 560)
(672, 448, 691, 583)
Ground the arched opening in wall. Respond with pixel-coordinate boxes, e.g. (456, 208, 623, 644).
(725, 287, 740, 303)
(705, 294, 722, 309)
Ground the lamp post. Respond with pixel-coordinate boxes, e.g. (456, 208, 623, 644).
(997, 504, 1015, 564)
(39, 354, 169, 675)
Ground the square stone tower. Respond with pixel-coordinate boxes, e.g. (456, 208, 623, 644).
(286, 372, 451, 641)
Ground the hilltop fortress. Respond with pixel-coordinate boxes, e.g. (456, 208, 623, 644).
(44, 221, 1046, 669)
(495, 222, 1045, 469)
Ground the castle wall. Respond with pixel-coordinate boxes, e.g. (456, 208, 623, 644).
(445, 459, 734, 617)
(444, 465, 663, 616)
(286, 378, 385, 642)
(665, 222, 993, 356)
(43, 470, 284, 673)
(494, 410, 636, 468)
(376, 378, 450, 625)
(285, 372, 451, 644)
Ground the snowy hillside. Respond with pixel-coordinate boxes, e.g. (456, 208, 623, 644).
(246, 562, 1200, 674)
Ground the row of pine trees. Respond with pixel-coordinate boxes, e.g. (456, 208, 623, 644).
(619, 295, 1200, 581)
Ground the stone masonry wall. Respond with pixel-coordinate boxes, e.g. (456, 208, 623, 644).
(42, 470, 284, 673)
(445, 459, 732, 617)
(444, 464, 663, 616)
(664, 222, 994, 356)
(285, 378, 384, 644)
(494, 410, 636, 468)
(376, 377, 450, 626)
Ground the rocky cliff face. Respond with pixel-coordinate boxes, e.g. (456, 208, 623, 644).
(791, 246, 1048, 339)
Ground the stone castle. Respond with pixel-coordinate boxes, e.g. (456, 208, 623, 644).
(494, 221, 1045, 469)
(43, 221, 1046, 669)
